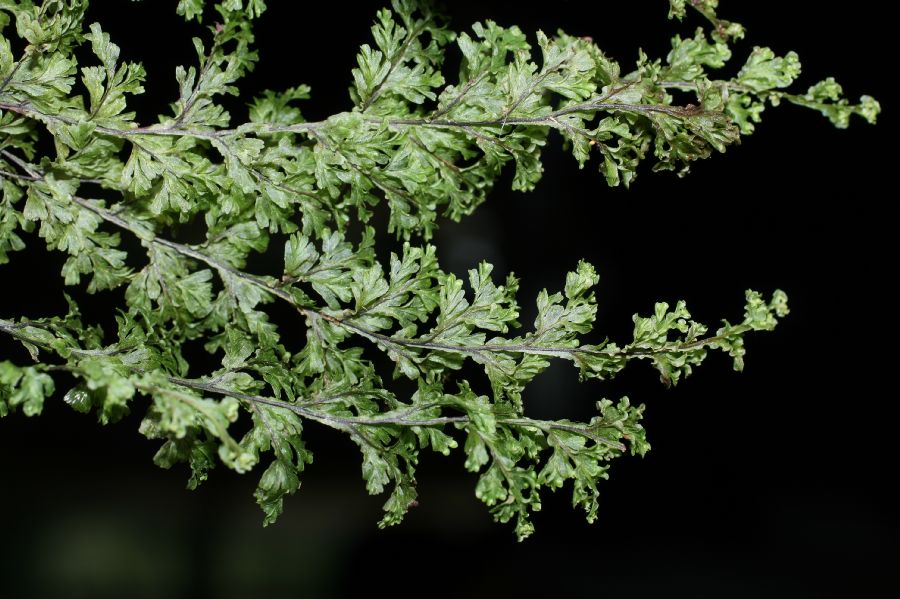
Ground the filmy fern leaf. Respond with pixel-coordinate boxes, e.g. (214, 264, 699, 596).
(0, 0, 876, 539)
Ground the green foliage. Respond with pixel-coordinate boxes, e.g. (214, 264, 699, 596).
(0, 359, 54, 416)
(0, 0, 876, 539)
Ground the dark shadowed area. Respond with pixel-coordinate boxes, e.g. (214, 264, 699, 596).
(1, 1, 896, 597)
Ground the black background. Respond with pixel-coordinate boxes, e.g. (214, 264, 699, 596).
(1, 1, 896, 597)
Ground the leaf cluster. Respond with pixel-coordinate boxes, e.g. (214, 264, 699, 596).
(0, 0, 874, 538)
